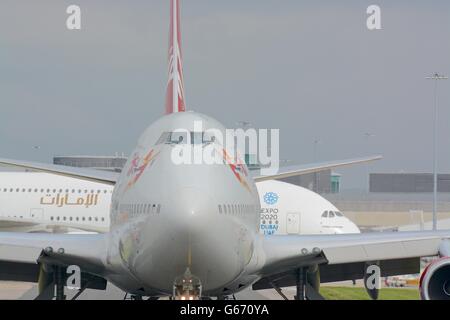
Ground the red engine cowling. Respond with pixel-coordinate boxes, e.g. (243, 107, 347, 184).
(420, 257, 450, 300)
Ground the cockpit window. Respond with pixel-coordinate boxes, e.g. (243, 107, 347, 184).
(335, 211, 344, 217)
(321, 211, 328, 218)
(156, 132, 171, 145)
(157, 131, 217, 145)
(328, 211, 335, 218)
(170, 132, 188, 144)
(191, 132, 203, 144)
(202, 132, 216, 144)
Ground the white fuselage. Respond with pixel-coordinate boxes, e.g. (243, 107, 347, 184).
(0, 173, 111, 233)
(256, 180, 360, 235)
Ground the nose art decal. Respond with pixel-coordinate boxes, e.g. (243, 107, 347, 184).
(221, 148, 251, 192)
(126, 149, 160, 189)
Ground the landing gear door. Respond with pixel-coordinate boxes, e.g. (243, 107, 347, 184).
(286, 213, 300, 234)
(30, 208, 44, 220)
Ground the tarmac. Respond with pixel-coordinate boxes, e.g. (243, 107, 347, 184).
(0, 281, 287, 300)
(0, 279, 408, 300)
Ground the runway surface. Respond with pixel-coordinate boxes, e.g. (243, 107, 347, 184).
(0, 279, 416, 300)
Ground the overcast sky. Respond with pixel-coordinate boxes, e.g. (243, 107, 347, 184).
(1, 1, 449, 189)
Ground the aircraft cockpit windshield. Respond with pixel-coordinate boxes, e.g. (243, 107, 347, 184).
(157, 132, 217, 145)
(322, 210, 345, 218)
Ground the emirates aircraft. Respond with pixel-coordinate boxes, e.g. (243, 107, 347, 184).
(0, 173, 359, 235)
(0, 0, 449, 300)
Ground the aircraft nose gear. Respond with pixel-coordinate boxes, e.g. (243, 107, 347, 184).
(173, 268, 202, 300)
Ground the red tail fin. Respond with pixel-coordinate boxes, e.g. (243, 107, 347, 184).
(165, 0, 186, 114)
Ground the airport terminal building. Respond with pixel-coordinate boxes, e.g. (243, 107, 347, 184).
(53, 155, 127, 172)
(324, 173, 450, 230)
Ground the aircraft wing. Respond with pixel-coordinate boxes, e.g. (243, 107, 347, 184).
(0, 158, 118, 185)
(252, 155, 382, 182)
(254, 231, 450, 290)
(0, 218, 40, 229)
(0, 216, 107, 233)
(0, 232, 107, 283)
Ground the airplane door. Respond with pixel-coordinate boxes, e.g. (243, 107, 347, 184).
(286, 213, 300, 234)
(30, 208, 44, 220)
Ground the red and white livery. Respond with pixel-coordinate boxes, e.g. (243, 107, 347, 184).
(165, 0, 186, 114)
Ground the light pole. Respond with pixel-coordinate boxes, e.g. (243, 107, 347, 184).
(426, 73, 448, 231)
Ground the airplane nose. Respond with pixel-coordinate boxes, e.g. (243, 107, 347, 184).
(135, 187, 246, 294)
(344, 220, 361, 234)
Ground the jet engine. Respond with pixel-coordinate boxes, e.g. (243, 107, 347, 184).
(420, 257, 450, 300)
